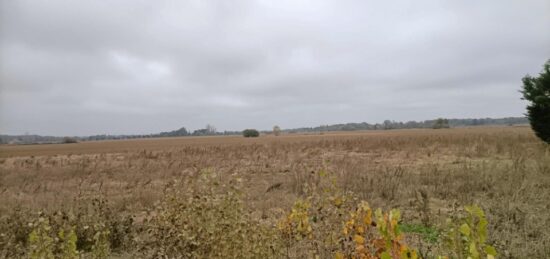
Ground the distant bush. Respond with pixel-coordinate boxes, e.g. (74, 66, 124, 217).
(242, 129, 259, 138)
(62, 137, 78, 144)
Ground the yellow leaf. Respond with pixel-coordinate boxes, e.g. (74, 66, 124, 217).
(333, 196, 343, 207)
(363, 211, 372, 226)
(353, 234, 365, 245)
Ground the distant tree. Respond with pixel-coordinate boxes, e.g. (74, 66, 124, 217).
(273, 125, 281, 136)
(173, 127, 188, 136)
(383, 120, 393, 130)
(433, 118, 450, 129)
(62, 137, 78, 144)
(521, 59, 550, 144)
(158, 127, 188, 137)
(206, 124, 217, 135)
(192, 129, 209, 136)
(242, 129, 260, 138)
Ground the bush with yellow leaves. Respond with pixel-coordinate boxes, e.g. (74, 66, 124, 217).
(337, 202, 418, 259)
(277, 169, 355, 258)
(277, 169, 497, 259)
(139, 170, 282, 258)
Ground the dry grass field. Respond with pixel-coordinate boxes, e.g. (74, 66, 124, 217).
(1, 126, 549, 258)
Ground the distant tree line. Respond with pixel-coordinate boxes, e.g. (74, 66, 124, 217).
(281, 117, 528, 133)
(0, 124, 237, 145)
(0, 117, 529, 145)
(0, 134, 66, 145)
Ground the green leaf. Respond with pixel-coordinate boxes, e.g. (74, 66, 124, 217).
(459, 223, 471, 236)
(381, 252, 392, 259)
(471, 206, 485, 218)
(484, 245, 497, 256)
(477, 218, 488, 243)
(469, 242, 479, 259)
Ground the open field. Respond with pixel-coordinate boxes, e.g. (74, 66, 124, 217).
(1, 126, 549, 258)
(0, 127, 530, 157)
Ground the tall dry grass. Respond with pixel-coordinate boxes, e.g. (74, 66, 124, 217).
(0, 127, 548, 258)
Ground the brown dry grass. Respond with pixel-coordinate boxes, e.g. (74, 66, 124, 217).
(0, 126, 549, 258)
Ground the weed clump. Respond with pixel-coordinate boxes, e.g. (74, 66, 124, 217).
(139, 171, 281, 258)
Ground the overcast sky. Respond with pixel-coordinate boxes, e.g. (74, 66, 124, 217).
(1, 0, 549, 136)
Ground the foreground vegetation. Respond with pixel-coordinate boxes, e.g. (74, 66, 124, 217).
(0, 127, 548, 258)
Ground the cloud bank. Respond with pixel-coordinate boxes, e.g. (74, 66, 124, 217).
(1, 0, 549, 135)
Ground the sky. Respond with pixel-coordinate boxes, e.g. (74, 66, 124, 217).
(1, 0, 549, 136)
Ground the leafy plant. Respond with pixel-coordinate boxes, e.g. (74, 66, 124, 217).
(400, 223, 439, 243)
(57, 227, 78, 259)
(442, 205, 497, 259)
(337, 202, 418, 259)
(91, 222, 110, 259)
(28, 215, 55, 259)
(278, 169, 420, 259)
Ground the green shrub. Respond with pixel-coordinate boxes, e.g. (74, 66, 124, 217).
(28, 215, 55, 259)
(91, 223, 110, 259)
(57, 227, 78, 259)
(27, 213, 79, 259)
(442, 205, 497, 259)
(242, 129, 260, 137)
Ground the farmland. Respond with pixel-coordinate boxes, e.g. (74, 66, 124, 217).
(0, 126, 549, 258)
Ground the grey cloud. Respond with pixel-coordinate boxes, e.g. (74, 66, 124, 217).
(1, 0, 549, 135)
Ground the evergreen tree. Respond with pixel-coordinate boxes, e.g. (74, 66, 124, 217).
(521, 59, 550, 144)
